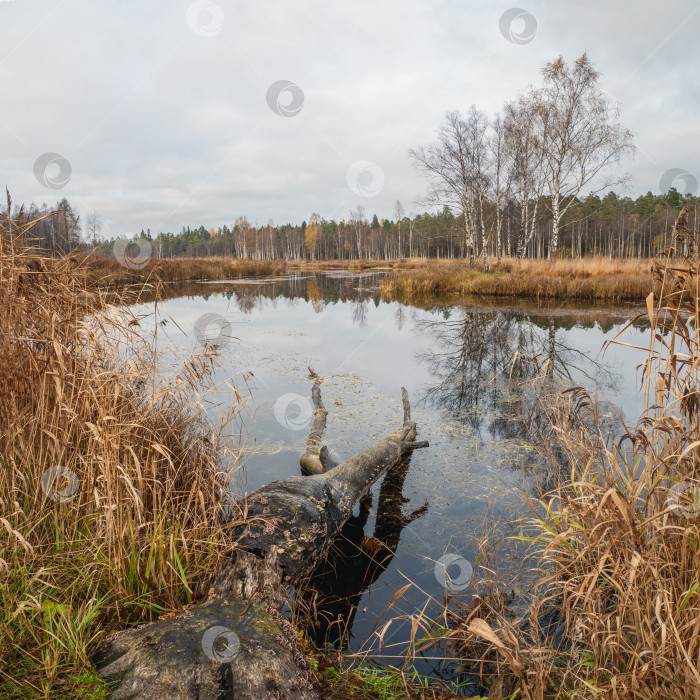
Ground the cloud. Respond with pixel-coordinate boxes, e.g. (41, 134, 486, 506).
(1, 0, 698, 236)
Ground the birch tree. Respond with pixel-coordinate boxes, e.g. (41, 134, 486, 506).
(531, 54, 635, 258)
(410, 111, 480, 265)
(504, 95, 546, 259)
(490, 114, 507, 262)
(394, 200, 404, 257)
(465, 107, 491, 270)
(86, 211, 102, 248)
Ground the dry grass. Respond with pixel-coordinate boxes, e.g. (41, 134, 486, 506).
(90, 254, 401, 288)
(350, 219, 700, 698)
(90, 253, 657, 303)
(5, 201, 690, 697)
(0, 203, 243, 698)
(381, 256, 658, 301)
(287, 259, 399, 271)
(88, 254, 286, 287)
(316, 660, 466, 699)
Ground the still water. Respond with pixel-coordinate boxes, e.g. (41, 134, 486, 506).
(132, 271, 649, 688)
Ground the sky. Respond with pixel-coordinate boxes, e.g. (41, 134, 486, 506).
(1, 0, 699, 238)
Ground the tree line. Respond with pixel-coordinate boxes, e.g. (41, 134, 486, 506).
(5, 187, 698, 263)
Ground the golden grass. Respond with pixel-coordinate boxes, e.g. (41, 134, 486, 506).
(87, 254, 286, 287)
(381, 256, 658, 302)
(287, 259, 399, 271)
(0, 205, 244, 697)
(5, 207, 688, 697)
(89, 254, 400, 289)
(89, 253, 658, 303)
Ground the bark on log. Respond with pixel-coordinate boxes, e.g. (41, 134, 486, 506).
(94, 549, 316, 700)
(95, 380, 428, 699)
(301, 451, 429, 647)
(235, 415, 427, 584)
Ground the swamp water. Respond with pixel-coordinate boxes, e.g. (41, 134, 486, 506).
(131, 270, 650, 690)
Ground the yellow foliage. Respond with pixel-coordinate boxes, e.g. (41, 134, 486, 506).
(305, 214, 322, 254)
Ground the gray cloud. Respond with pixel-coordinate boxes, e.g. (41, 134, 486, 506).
(1, 0, 698, 237)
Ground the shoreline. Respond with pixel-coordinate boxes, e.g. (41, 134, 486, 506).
(86, 254, 658, 303)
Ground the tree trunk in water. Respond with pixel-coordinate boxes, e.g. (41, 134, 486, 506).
(299, 452, 428, 647)
(95, 378, 428, 699)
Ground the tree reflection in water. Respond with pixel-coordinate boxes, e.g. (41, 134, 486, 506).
(297, 453, 428, 649)
(295, 305, 621, 651)
(188, 275, 627, 656)
(413, 306, 619, 444)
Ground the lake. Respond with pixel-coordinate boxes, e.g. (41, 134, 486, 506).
(131, 270, 650, 691)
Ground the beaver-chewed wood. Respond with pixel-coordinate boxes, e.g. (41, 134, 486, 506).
(95, 381, 428, 699)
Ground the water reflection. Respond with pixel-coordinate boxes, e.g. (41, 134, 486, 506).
(192, 270, 387, 311)
(413, 307, 620, 441)
(141, 271, 646, 680)
(300, 454, 428, 648)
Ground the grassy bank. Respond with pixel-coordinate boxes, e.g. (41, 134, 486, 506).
(0, 219, 244, 697)
(86, 254, 287, 287)
(381, 256, 657, 301)
(2, 215, 467, 698)
(7, 208, 695, 698)
(317, 662, 467, 699)
(86, 254, 404, 288)
(89, 252, 659, 302)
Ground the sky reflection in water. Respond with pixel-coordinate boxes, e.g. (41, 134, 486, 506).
(132, 271, 650, 684)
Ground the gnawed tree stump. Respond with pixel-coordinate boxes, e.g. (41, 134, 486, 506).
(95, 376, 429, 699)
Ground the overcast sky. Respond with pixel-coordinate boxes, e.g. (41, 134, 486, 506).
(1, 0, 699, 238)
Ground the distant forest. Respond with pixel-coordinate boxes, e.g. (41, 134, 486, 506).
(6, 188, 699, 262)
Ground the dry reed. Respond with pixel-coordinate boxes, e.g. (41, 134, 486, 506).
(439, 209, 700, 697)
(91, 253, 656, 303)
(0, 200, 243, 698)
(381, 256, 658, 302)
(87, 254, 286, 288)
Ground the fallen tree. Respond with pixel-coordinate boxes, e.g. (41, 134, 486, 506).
(299, 450, 429, 648)
(95, 372, 429, 699)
